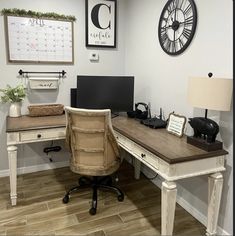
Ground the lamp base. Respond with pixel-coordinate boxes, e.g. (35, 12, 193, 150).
(187, 136, 223, 152)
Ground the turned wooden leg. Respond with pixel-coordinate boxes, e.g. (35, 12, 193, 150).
(206, 172, 223, 236)
(161, 181, 177, 236)
(134, 158, 141, 179)
(7, 146, 18, 206)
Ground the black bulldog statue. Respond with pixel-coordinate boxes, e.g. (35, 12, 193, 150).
(188, 117, 219, 143)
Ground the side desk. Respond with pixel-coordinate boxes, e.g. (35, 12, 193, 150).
(112, 116, 227, 236)
(6, 115, 66, 206)
(6, 115, 228, 236)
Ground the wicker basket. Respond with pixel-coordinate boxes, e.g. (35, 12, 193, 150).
(28, 104, 64, 117)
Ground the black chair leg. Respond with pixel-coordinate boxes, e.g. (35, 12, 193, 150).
(98, 184, 124, 201)
(89, 186, 98, 215)
(63, 176, 91, 204)
(63, 185, 83, 204)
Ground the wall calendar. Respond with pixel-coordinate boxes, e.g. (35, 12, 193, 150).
(5, 15, 74, 64)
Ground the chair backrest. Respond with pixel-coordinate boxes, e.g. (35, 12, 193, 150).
(65, 107, 121, 176)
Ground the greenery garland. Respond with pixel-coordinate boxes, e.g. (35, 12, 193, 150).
(1, 8, 76, 21)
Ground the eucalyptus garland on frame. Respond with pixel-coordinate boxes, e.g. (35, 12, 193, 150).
(1, 8, 76, 21)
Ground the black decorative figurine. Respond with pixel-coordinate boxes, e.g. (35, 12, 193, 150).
(188, 117, 219, 143)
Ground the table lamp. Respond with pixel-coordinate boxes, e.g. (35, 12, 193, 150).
(187, 73, 233, 151)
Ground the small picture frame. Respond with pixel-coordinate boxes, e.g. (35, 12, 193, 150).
(166, 113, 186, 137)
(85, 0, 116, 48)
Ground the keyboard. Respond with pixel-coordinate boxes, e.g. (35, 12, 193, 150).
(140, 117, 167, 129)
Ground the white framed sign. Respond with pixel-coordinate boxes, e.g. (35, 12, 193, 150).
(29, 78, 59, 89)
(85, 0, 116, 48)
(166, 113, 187, 137)
(5, 15, 74, 64)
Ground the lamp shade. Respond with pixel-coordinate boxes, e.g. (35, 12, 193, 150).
(188, 77, 233, 111)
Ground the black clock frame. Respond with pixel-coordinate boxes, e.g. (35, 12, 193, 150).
(158, 0, 197, 56)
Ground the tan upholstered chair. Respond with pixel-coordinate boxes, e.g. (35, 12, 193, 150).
(63, 107, 124, 215)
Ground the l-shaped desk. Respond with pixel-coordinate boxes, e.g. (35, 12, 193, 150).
(6, 114, 228, 236)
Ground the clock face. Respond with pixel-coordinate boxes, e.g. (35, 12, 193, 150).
(158, 0, 197, 55)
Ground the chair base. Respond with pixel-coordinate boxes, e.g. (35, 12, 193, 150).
(62, 176, 124, 215)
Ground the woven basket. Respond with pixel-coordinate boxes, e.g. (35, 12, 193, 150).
(28, 104, 64, 117)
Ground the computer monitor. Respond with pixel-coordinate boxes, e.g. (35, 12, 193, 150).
(76, 75, 134, 112)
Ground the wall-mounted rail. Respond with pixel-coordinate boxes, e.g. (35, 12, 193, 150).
(18, 69, 66, 77)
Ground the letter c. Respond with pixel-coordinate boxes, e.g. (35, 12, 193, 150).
(91, 3, 111, 29)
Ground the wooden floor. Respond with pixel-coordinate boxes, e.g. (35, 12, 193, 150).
(0, 160, 205, 235)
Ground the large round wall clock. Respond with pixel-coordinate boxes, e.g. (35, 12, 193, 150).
(158, 0, 197, 55)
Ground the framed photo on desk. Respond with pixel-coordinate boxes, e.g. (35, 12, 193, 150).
(85, 0, 117, 48)
(166, 113, 186, 137)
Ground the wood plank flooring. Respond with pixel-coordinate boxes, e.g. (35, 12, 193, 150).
(0, 160, 205, 235)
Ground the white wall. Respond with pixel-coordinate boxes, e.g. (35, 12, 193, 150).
(0, 0, 126, 170)
(124, 0, 233, 234)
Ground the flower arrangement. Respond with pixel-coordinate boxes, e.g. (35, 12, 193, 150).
(0, 84, 26, 103)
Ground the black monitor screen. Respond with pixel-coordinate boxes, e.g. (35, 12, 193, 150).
(76, 75, 134, 112)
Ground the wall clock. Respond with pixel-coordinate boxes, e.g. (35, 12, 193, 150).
(158, 0, 197, 55)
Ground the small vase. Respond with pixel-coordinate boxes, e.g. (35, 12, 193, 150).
(9, 102, 21, 117)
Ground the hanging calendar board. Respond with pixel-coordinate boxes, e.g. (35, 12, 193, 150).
(5, 15, 74, 64)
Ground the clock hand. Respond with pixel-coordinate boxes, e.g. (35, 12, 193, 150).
(178, 20, 191, 25)
(164, 23, 180, 30)
(163, 25, 173, 30)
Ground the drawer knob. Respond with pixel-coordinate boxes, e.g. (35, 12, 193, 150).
(141, 153, 146, 158)
(37, 134, 42, 138)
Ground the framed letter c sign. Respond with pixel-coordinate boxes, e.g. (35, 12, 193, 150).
(86, 0, 116, 48)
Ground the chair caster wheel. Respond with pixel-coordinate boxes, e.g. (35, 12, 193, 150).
(62, 195, 70, 204)
(118, 194, 124, 202)
(89, 207, 97, 215)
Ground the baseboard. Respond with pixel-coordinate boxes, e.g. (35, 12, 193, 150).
(141, 165, 230, 236)
(0, 161, 69, 177)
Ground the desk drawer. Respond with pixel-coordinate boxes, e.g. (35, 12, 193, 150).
(20, 128, 65, 142)
(115, 132, 133, 151)
(115, 132, 159, 170)
(132, 143, 159, 170)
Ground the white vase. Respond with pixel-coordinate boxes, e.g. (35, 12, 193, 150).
(9, 102, 21, 117)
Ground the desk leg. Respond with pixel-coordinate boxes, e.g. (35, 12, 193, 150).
(161, 181, 177, 236)
(206, 172, 223, 236)
(134, 158, 141, 179)
(7, 146, 17, 206)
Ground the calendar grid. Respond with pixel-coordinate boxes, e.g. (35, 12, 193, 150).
(5, 15, 74, 64)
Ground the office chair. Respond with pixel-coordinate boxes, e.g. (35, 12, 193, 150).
(63, 107, 124, 215)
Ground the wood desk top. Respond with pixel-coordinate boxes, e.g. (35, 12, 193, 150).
(6, 114, 228, 164)
(6, 115, 66, 132)
(112, 116, 228, 164)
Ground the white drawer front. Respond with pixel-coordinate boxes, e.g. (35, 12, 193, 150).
(115, 132, 159, 170)
(20, 128, 65, 142)
(115, 132, 134, 152)
(132, 143, 159, 170)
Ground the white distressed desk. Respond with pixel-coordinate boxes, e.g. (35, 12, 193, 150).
(6, 115, 228, 236)
(6, 115, 66, 205)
